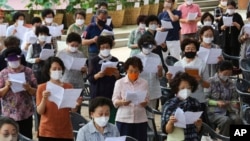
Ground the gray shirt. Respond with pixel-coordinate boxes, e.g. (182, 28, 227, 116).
(76, 120, 120, 141)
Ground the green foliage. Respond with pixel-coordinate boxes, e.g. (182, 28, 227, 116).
(26, 0, 61, 13)
(0, 0, 14, 10)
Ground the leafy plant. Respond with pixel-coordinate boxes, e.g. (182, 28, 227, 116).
(26, 0, 61, 13)
(66, 0, 96, 13)
(0, 0, 14, 10)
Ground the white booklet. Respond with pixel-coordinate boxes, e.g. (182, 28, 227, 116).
(187, 12, 198, 21)
(61, 54, 87, 71)
(161, 20, 173, 29)
(174, 108, 203, 128)
(125, 91, 147, 105)
(46, 81, 82, 109)
(155, 31, 168, 45)
(8, 72, 26, 93)
(100, 29, 114, 36)
(223, 16, 233, 26)
(197, 47, 222, 64)
(105, 136, 126, 141)
(39, 49, 55, 60)
(47, 24, 64, 37)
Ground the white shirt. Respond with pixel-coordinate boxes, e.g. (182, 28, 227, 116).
(21, 29, 36, 51)
(174, 56, 209, 103)
(136, 52, 162, 100)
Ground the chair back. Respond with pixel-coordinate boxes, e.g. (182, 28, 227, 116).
(201, 122, 230, 141)
(165, 55, 178, 66)
(18, 133, 32, 141)
(125, 136, 138, 141)
(240, 58, 250, 81)
(70, 112, 89, 131)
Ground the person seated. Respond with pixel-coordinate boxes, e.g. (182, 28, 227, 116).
(76, 97, 120, 141)
(206, 60, 242, 136)
(161, 72, 203, 141)
(0, 116, 19, 141)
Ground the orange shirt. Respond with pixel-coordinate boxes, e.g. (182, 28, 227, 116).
(36, 82, 74, 139)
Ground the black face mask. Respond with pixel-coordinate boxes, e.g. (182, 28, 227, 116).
(98, 19, 106, 27)
(184, 51, 196, 58)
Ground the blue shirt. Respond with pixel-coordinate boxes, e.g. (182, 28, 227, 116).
(83, 23, 113, 53)
(158, 10, 181, 41)
(76, 120, 120, 141)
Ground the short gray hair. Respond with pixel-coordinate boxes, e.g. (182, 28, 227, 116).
(96, 9, 108, 15)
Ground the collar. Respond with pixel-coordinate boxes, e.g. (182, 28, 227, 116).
(89, 120, 110, 134)
(98, 54, 113, 64)
(185, 3, 193, 7)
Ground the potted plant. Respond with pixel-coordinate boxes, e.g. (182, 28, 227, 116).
(108, 0, 125, 28)
(123, 0, 141, 25)
(148, 0, 159, 16)
(26, 0, 64, 25)
(140, 0, 150, 16)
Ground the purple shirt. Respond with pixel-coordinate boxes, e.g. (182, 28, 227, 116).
(0, 65, 37, 121)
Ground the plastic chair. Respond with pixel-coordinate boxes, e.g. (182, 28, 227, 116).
(160, 86, 174, 106)
(125, 136, 138, 141)
(145, 106, 167, 141)
(240, 58, 250, 81)
(201, 122, 230, 141)
(70, 112, 89, 139)
(235, 78, 250, 125)
(18, 133, 33, 141)
(222, 52, 242, 76)
(165, 55, 178, 66)
(81, 82, 91, 107)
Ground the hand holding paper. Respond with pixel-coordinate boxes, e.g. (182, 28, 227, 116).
(187, 12, 198, 21)
(100, 61, 118, 72)
(125, 91, 147, 105)
(223, 16, 233, 26)
(39, 49, 55, 60)
(161, 20, 173, 29)
(100, 29, 114, 36)
(155, 31, 168, 45)
(8, 72, 26, 93)
(47, 24, 64, 37)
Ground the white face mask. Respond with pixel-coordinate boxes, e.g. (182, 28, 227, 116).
(50, 70, 63, 80)
(0, 135, 18, 141)
(164, 2, 172, 8)
(203, 37, 214, 44)
(186, 0, 193, 5)
(219, 74, 229, 81)
(100, 49, 110, 57)
(139, 23, 146, 29)
(94, 116, 109, 127)
(142, 48, 152, 55)
(38, 35, 46, 42)
(148, 24, 157, 31)
(69, 46, 78, 52)
(75, 19, 84, 25)
(203, 21, 212, 26)
(17, 20, 24, 26)
(220, 1, 227, 6)
(45, 18, 53, 24)
(178, 88, 191, 100)
(8, 61, 20, 69)
(226, 9, 235, 15)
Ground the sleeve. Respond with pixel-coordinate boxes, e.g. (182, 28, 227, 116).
(87, 58, 99, 84)
(161, 100, 172, 134)
(27, 68, 37, 88)
(127, 30, 135, 49)
(158, 12, 163, 19)
(83, 26, 91, 39)
(21, 32, 28, 50)
(76, 126, 87, 141)
(197, 5, 202, 17)
(66, 24, 74, 35)
(0, 71, 5, 88)
(6, 26, 14, 37)
(25, 44, 36, 64)
(237, 13, 245, 31)
(36, 84, 44, 106)
(112, 80, 122, 108)
(206, 79, 218, 106)
(218, 15, 224, 33)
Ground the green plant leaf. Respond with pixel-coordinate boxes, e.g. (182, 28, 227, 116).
(44, 2, 52, 8)
(2, 4, 14, 10)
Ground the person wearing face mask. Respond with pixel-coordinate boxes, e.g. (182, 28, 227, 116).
(198, 26, 223, 77)
(36, 56, 82, 141)
(76, 97, 119, 141)
(82, 9, 114, 61)
(178, 0, 202, 40)
(41, 8, 60, 54)
(112, 56, 149, 141)
(57, 32, 87, 114)
(90, 2, 114, 29)
(87, 36, 119, 123)
(26, 25, 54, 85)
(219, 0, 244, 68)
(21, 17, 42, 55)
(161, 72, 203, 141)
(196, 12, 221, 46)
(127, 15, 147, 56)
(67, 10, 88, 57)
(158, 0, 182, 60)
(6, 12, 26, 44)
(0, 47, 37, 139)
(135, 35, 163, 120)
(144, 15, 168, 73)
(0, 36, 27, 71)
(214, 0, 228, 23)
(238, 11, 250, 61)
(166, 38, 211, 126)
(0, 117, 19, 141)
(206, 60, 242, 136)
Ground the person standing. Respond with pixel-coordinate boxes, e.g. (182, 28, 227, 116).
(158, 0, 182, 60)
(178, 0, 202, 40)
